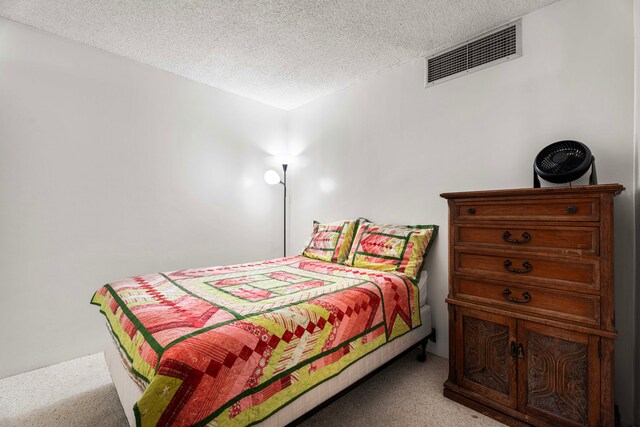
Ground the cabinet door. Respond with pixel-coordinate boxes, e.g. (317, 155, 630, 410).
(518, 321, 600, 426)
(456, 307, 518, 408)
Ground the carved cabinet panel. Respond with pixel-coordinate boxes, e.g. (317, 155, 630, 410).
(457, 308, 517, 408)
(453, 309, 600, 426)
(518, 321, 599, 426)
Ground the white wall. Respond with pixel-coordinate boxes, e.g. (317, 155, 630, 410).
(0, 18, 288, 379)
(288, 0, 636, 423)
(634, 2, 640, 425)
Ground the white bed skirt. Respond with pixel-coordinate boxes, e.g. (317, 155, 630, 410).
(104, 305, 432, 427)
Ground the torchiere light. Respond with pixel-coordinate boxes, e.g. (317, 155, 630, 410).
(264, 164, 288, 257)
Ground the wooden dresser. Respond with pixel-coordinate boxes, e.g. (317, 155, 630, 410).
(440, 185, 623, 427)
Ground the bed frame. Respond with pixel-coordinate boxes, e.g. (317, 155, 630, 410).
(104, 305, 434, 427)
(288, 326, 436, 426)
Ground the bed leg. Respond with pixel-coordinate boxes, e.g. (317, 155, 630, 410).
(417, 328, 436, 363)
(417, 338, 427, 362)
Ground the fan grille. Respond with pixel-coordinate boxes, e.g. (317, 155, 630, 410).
(538, 141, 586, 174)
(534, 140, 593, 184)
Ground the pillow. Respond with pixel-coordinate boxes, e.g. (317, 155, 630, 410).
(345, 222, 438, 280)
(301, 219, 360, 263)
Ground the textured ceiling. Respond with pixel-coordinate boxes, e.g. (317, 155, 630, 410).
(0, 0, 557, 110)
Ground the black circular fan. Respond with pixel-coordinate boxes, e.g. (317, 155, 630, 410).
(533, 140, 597, 188)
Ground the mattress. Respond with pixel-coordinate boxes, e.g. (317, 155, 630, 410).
(104, 304, 432, 427)
(417, 270, 428, 306)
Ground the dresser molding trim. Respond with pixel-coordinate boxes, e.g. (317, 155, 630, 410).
(440, 184, 624, 200)
(444, 382, 555, 427)
(446, 299, 618, 339)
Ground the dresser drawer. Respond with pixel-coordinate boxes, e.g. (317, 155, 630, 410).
(456, 224, 599, 256)
(454, 276, 600, 326)
(455, 250, 599, 292)
(455, 198, 599, 222)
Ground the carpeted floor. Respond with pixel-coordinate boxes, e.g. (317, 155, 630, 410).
(0, 350, 502, 426)
(0, 353, 128, 427)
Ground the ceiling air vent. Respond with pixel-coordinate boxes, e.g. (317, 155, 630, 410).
(425, 19, 521, 87)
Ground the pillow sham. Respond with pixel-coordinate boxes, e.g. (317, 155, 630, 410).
(301, 219, 360, 263)
(345, 222, 438, 280)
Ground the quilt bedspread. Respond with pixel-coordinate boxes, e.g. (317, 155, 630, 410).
(91, 256, 421, 427)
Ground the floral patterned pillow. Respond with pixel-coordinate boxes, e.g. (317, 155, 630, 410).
(345, 222, 438, 280)
(301, 219, 360, 263)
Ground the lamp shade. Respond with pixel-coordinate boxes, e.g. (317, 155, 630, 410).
(275, 153, 293, 166)
(264, 170, 281, 185)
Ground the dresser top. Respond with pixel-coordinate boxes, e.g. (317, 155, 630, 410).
(440, 184, 624, 200)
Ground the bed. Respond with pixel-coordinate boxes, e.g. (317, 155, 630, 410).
(93, 221, 436, 427)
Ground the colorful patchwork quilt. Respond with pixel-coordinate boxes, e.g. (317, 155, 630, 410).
(91, 256, 422, 427)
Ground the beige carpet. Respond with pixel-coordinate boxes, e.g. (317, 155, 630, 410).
(0, 350, 502, 426)
(0, 353, 128, 427)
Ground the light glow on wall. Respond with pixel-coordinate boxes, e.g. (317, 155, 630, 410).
(318, 177, 336, 193)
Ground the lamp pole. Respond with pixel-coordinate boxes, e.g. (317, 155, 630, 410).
(282, 164, 287, 257)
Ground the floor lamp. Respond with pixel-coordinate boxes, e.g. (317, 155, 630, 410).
(264, 164, 288, 257)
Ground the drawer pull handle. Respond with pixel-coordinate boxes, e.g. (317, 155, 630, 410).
(502, 288, 532, 304)
(467, 207, 476, 214)
(503, 231, 531, 244)
(566, 205, 578, 214)
(503, 260, 532, 273)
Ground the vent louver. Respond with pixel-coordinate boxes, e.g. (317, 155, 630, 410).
(425, 20, 521, 86)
